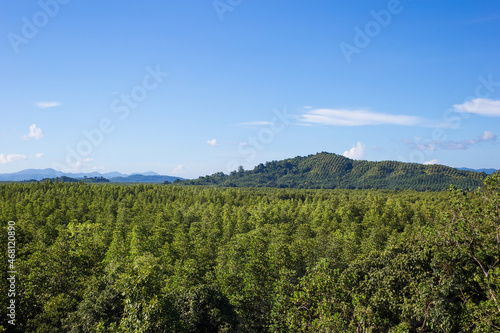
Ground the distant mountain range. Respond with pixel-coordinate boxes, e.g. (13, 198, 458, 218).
(182, 152, 498, 191)
(457, 167, 497, 174)
(1, 159, 497, 189)
(0, 168, 183, 183)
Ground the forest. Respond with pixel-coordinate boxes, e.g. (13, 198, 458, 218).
(182, 152, 488, 191)
(1, 174, 499, 332)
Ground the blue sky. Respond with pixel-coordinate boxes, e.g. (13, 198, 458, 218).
(1, 0, 499, 178)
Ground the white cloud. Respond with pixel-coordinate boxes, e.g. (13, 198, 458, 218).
(405, 131, 497, 151)
(207, 138, 219, 147)
(300, 108, 421, 126)
(35, 153, 44, 158)
(343, 142, 365, 160)
(0, 154, 27, 164)
(452, 98, 500, 116)
(481, 130, 496, 141)
(424, 159, 440, 165)
(173, 165, 186, 174)
(410, 142, 436, 151)
(23, 124, 45, 140)
(36, 101, 61, 109)
(441, 131, 496, 150)
(57, 158, 93, 172)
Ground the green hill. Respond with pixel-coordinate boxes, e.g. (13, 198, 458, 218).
(32, 176, 110, 183)
(182, 152, 487, 191)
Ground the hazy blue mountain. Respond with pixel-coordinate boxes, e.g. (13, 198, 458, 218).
(100, 172, 129, 178)
(141, 171, 160, 176)
(0, 169, 182, 183)
(0, 168, 63, 181)
(457, 167, 497, 174)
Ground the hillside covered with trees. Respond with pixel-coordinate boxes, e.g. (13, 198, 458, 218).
(182, 152, 488, 191)
(1, 175, 500, 331)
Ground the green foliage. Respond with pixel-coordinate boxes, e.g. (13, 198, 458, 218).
(36, 176, 110, 183)
(182, 152, 486, 190)
(0, 177, 499, 331)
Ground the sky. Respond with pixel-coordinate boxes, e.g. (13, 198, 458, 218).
(1, 0, 499, 178)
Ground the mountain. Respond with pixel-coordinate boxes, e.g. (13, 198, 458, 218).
(101, 171, 129, 178)
(36, 176, 110, 183)
(457, 167, 497, 174)
(0, 169, 182, 183)
(140, 171, 160, 176)
(182, 152, 489, 191)
(0, 168, 63, 181)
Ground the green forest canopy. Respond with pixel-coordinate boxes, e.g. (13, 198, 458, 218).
(182, 152, 488, 191)
(1, 174, 500, 331)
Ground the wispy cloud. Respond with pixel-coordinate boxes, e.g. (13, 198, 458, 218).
(424, 159, 440, 165)
(453, 98, 500, 117)
(300, 108, 421, 126)
(35, 153, 44, 158)
(173, 165, 186, 174)
(403, 139, 436, 152)
(0, 153, 27, 164)
(59, 158, 94, 172)
(343, 142, 365, 160)
(23, 124, 45, 140)
(36, 101, 61, 109)
(207, 138, 219, 147)
(481, 131, 496, 141)
(405, 131, 497, 151)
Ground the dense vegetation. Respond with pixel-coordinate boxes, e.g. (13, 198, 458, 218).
(21, 176, 110, 184)
(108, 175, 181, 183)
(20, 175, 182, 184)
(182, 152, 488, 191)
(1, 175, 499, 332)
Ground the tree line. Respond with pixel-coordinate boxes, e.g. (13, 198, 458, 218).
(182, 152, 487, 191)
(0, 175, 499, 332)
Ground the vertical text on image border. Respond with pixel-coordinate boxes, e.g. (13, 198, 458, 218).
(7, 221, 17, 326)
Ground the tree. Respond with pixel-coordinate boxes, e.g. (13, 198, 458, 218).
(439, 174, 500, 329)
